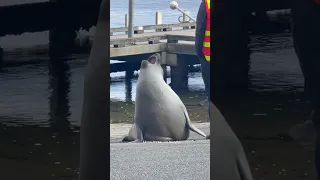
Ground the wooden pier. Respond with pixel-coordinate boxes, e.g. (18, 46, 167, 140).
(109, 18, 198, 91)
(0, 0, 289, 36)
(0, 1, 292, 91)
(0, 0, 101, 36)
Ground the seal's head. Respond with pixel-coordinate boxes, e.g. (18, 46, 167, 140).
(140, 53, 163, 76)
(141, 53, 161, 68)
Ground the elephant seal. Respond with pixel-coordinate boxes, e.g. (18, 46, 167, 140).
(287, 119, 316, 150)
(79, 0, 110, 180)
(122, 53, 207, 142)
(209, 101, 254, 180)
(279, 112, 316, 150)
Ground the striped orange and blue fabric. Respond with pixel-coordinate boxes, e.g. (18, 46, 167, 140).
(202, 0, 210, 62)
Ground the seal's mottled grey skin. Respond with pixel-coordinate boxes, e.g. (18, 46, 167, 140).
(123, 53, 207, 142)
(210, 101, 254, 180)
(79, 0, 110, 180)
(290, 0, 320, 176)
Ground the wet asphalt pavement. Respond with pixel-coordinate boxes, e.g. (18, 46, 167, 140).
(110, 123, 210, 180)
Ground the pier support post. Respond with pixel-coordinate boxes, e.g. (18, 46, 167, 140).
(251, 9, 269, 31)
(125, 67, 134, 102)
(128, 0, 134, 38)
(155, 12, 163, 32)
(49, 28, 77, 56)
(160, 52, 168, 82)
(183, 11, 190, 29)
(255, 9, 268, 23)
(0, 47, 3, 67)
(170, 55, 188, 91)
(162, 65, 168, 83)
(48, 53, 71, 133)
(49, 0, 77, 56)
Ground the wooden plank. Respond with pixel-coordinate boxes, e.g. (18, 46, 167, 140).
(110, 42, 196, 58)
(110, 22, 196, 33)
(166, 43, 196, 55)
(167, 35, 195, 42)
(0, 0, 289, 36)
(110, 35, 167, 46)
(110, 31, 196, 47)
(109, 29, 196, 40)
(0, 1, 101, 36)
(110, 43, 166, 58)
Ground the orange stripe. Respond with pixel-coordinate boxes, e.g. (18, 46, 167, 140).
(206, 20, 210, 29)
(204, 35, 210, 42)
(202, 47, 210, 55)
(203, 0, 211, 63)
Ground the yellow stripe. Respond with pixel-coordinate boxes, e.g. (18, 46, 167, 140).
(207, 0, 210, 9)
(203, 42, 210, 47)
(205, 55, 210, 62)
(205, 31, 210, 36)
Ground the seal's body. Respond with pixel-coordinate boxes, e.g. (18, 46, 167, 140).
(210, 101, 254, 180)
(123, 53, 207, 142)
(79, 0, 110, 179)
(290, 0, 320, 176)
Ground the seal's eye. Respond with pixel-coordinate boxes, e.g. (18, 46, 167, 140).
(148, 56, 156, 64)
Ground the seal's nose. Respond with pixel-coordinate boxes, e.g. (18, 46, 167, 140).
(148, 56, 156, 64)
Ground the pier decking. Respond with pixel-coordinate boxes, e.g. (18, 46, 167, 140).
(0, 0, 288, 37)
(0, 1, 293, 91)
(109, 21, 199, 91)
(110, 29, 196, 59)
(0, 0, 101, 36)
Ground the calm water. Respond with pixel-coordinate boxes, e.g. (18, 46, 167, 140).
(0, 0, 304, 128)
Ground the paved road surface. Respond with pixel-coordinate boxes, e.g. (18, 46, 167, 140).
(110, 123, 210, 180)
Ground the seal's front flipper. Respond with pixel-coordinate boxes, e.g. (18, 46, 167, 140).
(236, 149, 254, 180)
(183, 109, 207, 138)
(122, 123, 144, 143)
(206, 134, 210, 139)
(122, 136, 134, 142)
